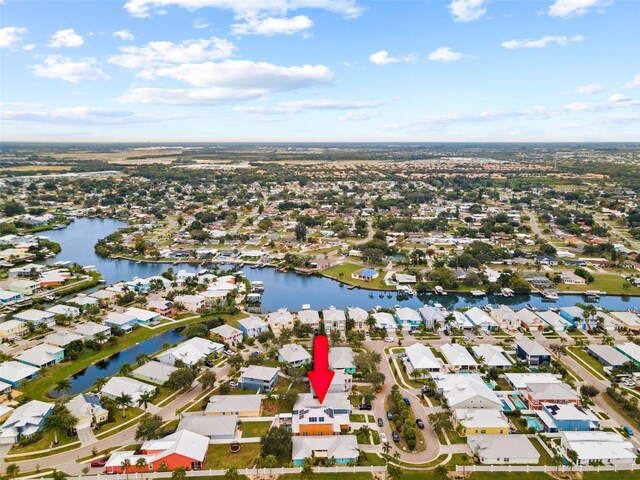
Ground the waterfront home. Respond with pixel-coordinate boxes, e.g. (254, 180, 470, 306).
(504, 373, 562, 391)
(372, 312, 397, 332)
(451, 310, 474, 330)
(16, 344, 64, 368)
(156, 338, 223, 367)
(266, 308, 295, 336)
(347, 306, 369, 331)
(329, 347, 356, 373)
(148, 299, 173, 316)
(68, 294, 100, 307)
(526, 382, 580, 410)
(559, 306, 586, 329)
(0, 320, 28, 339)
(296, 310, 321, 330)
(237, 316, 269, 338)
(8, 263, 46, 278)
(0, 361, 39, 387)
(560, 431, 636, 466)
(173, 294, 204, 313)
(46, 331, 84, 348)
(8, 279, 40, 296)
(455, 409, 510, 435)
(351, 268, 379, 282)
(238, 365, 279, 391)
(465, 307, 499, 331)
(205, 395, 263, 417)
(514, 309, 544, 331)
(471, 345, 511, 369)
(0, 290, 22, 306)
(403, 343, 443, 376)
(292, 403, 350, 436)
(586, 345, 629, 370)
(278, 343, 312, 367)
(537, 310, 571, 331)
(132, 361, 178, 385)
(210, 324, 243, 345)
(66, 393, 109, 430)
(395, 307, 422, 330)
(536, 403, 599, 432)
(615, 342, 640, 365)
(124, 307, 161, 325)
(323, 306, 347, 335)
(46, 304, 81, 318)
(433, 374, 502, 410)
(489, 305, 520, 331)
(610, 311, 640, 331)
(440, 343, 478, 370)
(0, 400, 52, 444)
(177, 415, 237, 440)
(292, 435, 359, 466)
(105, 429, 209, 473)
(515, 339, 551, 366)
(104, 311, 137, 333)
(74, 321, 111, 341)
(418, 306, 446, 330)
(101, 376, 156, 404)
(13, 309, 55, 328)
(89, 289, 117, 306)
(467, 435, 540, 464)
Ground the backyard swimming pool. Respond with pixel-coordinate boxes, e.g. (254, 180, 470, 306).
(510, 394, 528, 410)
(501, 400, 512, 411)
(525, 417, 541, 431)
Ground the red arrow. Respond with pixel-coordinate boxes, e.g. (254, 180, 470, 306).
(308, 334, 334, 404)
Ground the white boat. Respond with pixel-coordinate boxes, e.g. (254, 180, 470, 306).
(542, 290, 559, 301)
(501, 288, 514, 297)
(434, 285, 447, 295)
(301, 304, 311, 310)
(470, 290, 486, 297)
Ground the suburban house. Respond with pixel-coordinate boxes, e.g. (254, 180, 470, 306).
(156, 338, 223, 367)
(0, 290, 22, 306)
(104, 312, 137, 333)
(13, 309, 55, 327)
(8, 279, 40, 296)
(68, 294, 100, 307)
(515, 339, 552, 366)
(177, 415, 237, 440)
(124, 307, 161, 325)
(46, 304, 80, 318)
(535, 403, 599, 432)
(65, 393, 109, 430)
(101, 376, 156, 404)
(239, 365, 279, 391)
(89, 289, 117, 306)
(455, 409, 510, 435)
(205, 395, 263, 417)
(433, 374, 502, 410)
(418, 306, 446, 330)
(0, 361, 39, 387)
(0, 320, 28, 339)
(328, 347, 356, 374)
(537, 310, 572, 331)
(132, 361, 178, 385)
(559, 306, 587, 329)
(278, 343, 312, 367)
(441, 343, 478, 370)
(403, 343, 443, 375)
(0, 400, 52, 444)
(525, 382, 580, 410)
(16, 344, 65, 368)
(323, 371, 353, 394)
(372, 312, 397, 332)
(45, 331, 84, 348)
(266, 308, 295, 336)
(173, 294, 204, 313)
(465, 307, 499, 331)
(451, 310, 474, 329)
(489, 305, 521, 331)
(610, 311, 640, 331)
(210, 325, 243, 345)
(586, 345, 629, 370)
(237, 316, 269, 338)
(292, 435, 359, 466)
(467, 435, 540, 464)
(615, 342, 640, 365)
(74, 321, 111, 341)
(148, 299, 173, 316)
(515, 309, 545, 331)
(471, 345, 511, 369)
(347, 307, 369, 331)
(105, 429, 209, 473)
(351, 268, 379, 282)
(395, 307, 422, 330)
(296, 310, 321, 330)
(323, 307, 347, 335)
(560, 431, 636, 466)
(292, 404, 350, 436)
(504, 373, 562, 392)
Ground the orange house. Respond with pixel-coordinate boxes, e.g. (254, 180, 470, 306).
(292, 406, 350, 436)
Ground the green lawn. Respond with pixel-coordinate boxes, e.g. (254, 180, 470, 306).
(203, 443, 261, 469)
(322, 263, 389, 290)
(9, 429, 78, 454)
(280, 475, 373, 480)
(350, 414, 366, 423)
(568, 346, 606, 377)
(530, 436, 559, 466)
(238, 421, 271, 438)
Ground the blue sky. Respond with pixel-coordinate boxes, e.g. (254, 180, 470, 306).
(1, 0, 639, 142)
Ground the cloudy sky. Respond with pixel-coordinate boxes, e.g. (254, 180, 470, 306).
(1, 0, 639, 142)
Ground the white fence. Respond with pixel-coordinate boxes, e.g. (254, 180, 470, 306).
(54, 465, 387, 480)
(456, 464, 638, 473)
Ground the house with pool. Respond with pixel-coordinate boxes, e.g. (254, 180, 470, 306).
(395, 307, 422, 330)
(292, 435, 359, 466)
(535, 403, 599, 432)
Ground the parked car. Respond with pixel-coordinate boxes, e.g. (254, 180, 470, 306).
(624, 426, 634, 436)
(403, 397, 410, 406)
(421, 385, 429, 394)
(359, 403, 373, 411)
(392, 431, 400, 442)
(90, 460, 106, 468)
(397, 353, 407, 359)
(384, 337, 395, 343)
(415, 419, 425, 429)
(380, 433, 388, 444)
(377, 417, 384, 427)
(387, 410, 393, 420)
(204, 360, 214, 367)
(251, 350, 260, 356)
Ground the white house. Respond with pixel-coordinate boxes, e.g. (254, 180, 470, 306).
(74, 321, 111, 341)
(471, 345, 511, 369)
(101, 377, 156, 404)
(372, 312, 397, 332)
(210, 325, 243, 345)
(0, 400, 52, 444)
(156, 337, 223, 367)
(433, 374, 502, 410)
(467, 435, 540, 464)
(465, 307, 499, 331)
(237, 316, 269, 338)
(441, 343, 478, 370)
(278, 344, 312, 367)
(13, 309, 55, 327)
(403, 343, 443, 376)
(560, 431, 636, 466)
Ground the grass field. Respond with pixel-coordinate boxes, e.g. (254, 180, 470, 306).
(568, 346, 606, 377)
(238, 421, 271, 438)
(0, 165, 72, 172)
(322, 263, 390, 290)
(203, 443, 261, 469)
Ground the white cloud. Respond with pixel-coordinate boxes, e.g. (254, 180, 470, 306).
(501, 35, 584, 49)
(428, 47, 465, 62)
(234, 99, 382, 114)
(23, 44, 36, 51)
(576, 83, 604, 94)
(113, 30, 135, 41)
(625, 74, 640, 89)
(0, 27, 28, 48)
(48, 29, 84, 48)
(1, 105, 168, 126)
(548, 0, 610, 18)
(609, 93, 631, 103)
(448, 0, 487, 22)
(108, 37, 235, 69)
(339, 111, 375, 121)
(124, 0, 363, 18)
(232, 15, 313, 36)
(193, 18, 210, 29)
(31, 55, 109, 83)
(368, 50, 416, 65)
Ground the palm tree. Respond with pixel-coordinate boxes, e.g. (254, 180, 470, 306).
(121, 458, 132, 480)
(93, 377, 107, 392)
(392, 451, 401, 463)
(301, 458, 314, 480)
(94, 332, 108, 343)
(460, 453, 469, 473)
(382, 441, 391, 458)
(357, 425, 371, 443)
(135, 458, 147, 478)
(116, 393, 133, 418)
(119, 362, 133, 376)
(137, 391, 154, 410)
(434, 465, 448, 480)
(54, 379, 72, 398)
(136, 353, 150, 366)
(43, 404, 77, 445)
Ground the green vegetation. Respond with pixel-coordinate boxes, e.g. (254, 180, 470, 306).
(238, 421, 271, 438)
(203, 444, 261, 469)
